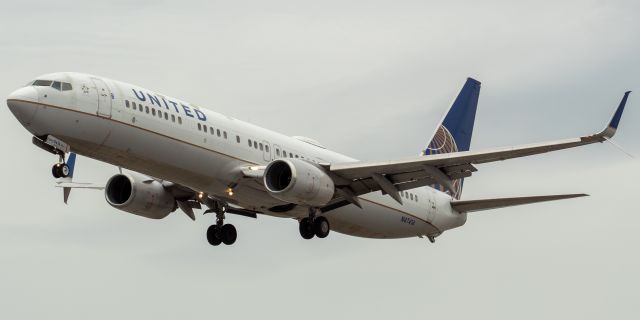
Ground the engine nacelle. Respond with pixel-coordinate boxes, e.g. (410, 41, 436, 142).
(263, 159, 335, 207)
(105, 172, 176, 219)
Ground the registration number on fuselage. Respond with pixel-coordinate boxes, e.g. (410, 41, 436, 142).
(401, 216, 416, 226)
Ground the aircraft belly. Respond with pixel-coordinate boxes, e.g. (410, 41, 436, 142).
(324, 200, 440, 239)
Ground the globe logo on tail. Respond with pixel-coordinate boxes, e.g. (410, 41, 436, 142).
(425, 125, 463, 199)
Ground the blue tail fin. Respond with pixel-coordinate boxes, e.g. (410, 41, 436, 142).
(425, 78, 481, 199)
(66, 152, 77, 179)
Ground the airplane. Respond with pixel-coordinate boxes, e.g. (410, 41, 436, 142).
(6, 72, 631, 246)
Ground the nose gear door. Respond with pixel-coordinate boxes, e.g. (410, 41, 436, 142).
(92, 78, 112, 118)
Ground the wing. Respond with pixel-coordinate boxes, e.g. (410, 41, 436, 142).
(328, 91, 631, 204)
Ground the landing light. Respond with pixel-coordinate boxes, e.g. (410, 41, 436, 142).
(226, 188, 234, 196)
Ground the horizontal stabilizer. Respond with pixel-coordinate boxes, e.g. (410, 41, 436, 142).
(451, 194, 588, 213)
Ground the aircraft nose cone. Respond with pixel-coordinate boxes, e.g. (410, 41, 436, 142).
(7, 86, 39, 126)
(7, 86, 38, 102)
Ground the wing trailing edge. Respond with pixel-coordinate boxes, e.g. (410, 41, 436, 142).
(450, 194, 588, 213)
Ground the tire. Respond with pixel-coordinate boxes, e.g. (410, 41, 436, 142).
(299, 218, 315, 240)
(313, 216, 330, 238)
(221, 224, 237, 245)
(60, 164, 70, 178)
(206, 225, 222, 246)
(52, 164, 61, 179)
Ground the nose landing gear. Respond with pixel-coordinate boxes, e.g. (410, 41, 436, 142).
(51, 162, 70, 179)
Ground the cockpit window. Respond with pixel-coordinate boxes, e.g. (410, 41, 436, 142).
(33, 80, 53, 86)
(30, 80, 73, 91)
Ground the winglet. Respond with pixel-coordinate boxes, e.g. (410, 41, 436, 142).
(62, 152, 77, 204)
(601, 91, 631, 138)
(63, 187, 72, 204)
(66, 152, 77, 178)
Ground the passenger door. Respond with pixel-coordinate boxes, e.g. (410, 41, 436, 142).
(92, 78, 112, 118)
(262, 140, 271, 162)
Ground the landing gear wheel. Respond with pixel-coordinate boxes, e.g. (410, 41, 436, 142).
(60, 164, 70, 177)
(313, 216, 330, 238)
(220, 224, 237, 245)
(299, 218, 315, 240)
(52, 164, 61, 179)
(51, 163, 69, 179)
(206, 225, 222, 246)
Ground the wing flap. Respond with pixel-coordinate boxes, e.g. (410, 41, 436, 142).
(451, 194, 588, 213)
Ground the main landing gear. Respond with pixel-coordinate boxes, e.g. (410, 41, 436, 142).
(299, 208, 330, 240)
(206, 204, 237, 246)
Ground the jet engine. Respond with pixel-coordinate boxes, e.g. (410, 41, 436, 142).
(263, 159, 335, 207)
(105, 172, 176, 219)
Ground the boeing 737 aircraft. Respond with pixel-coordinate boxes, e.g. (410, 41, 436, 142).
(6, 73, 631, 246)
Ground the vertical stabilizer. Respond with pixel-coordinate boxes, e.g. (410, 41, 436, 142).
(425, 78, 481, 199)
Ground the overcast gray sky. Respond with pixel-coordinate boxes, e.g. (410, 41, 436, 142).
(1, 1, 639, 319)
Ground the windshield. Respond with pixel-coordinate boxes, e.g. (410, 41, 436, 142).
(30, 80, 73, 91)
(32, 80, 52, 86)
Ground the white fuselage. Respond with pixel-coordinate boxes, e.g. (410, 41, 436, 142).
(7, 72, 466, 239)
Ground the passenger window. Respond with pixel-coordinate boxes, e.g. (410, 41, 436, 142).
(217, 129, 221, 137)
(145, 106, 149, 114)
(236, 135, 240, 143)
(259, 143, 263, 151)
(223, 131, 227, 139)
(289, 152, 293, 158)
(164, 112, 168, 120)
(152, 109, 156, 116)
(276, 149, 280, 156)
(171, 114, 175, 122)
(52, 81, 62, 91)
(295, 155, 299, 158)
(410, 194, 414, 201)
(248, 139, 252, 147)
(125, 100, 130, 108)
(415, 195, 418, 202)
(253, 141, 258, 149)
(197, 123, 201, 131)
(139, 105, 143, 112)
(61, 82, 72, 91)
(265, 145, 270, 152)
(178, 117, 182, 124)
(210, 127, 215, 135)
